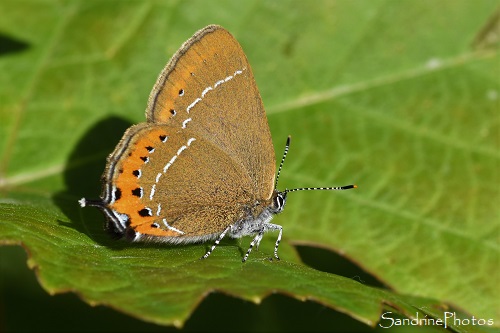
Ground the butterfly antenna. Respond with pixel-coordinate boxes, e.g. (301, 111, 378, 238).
(275, 135, 358, 193)
(284, 184, 357, 194)
(275, 135, 291, 189)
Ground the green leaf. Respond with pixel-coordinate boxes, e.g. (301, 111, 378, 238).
(0, 199, 464, 332)
(1, 0, 498, 330)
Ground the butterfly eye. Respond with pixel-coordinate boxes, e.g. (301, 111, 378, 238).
(273, 192, 287, 212)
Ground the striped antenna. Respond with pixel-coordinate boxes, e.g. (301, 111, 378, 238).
(284, 185, 357, 194)
(275, 136, 357, 193)
(274, 135, 291, 189)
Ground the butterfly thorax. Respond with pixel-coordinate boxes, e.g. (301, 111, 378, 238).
(229, 190, 287, 239)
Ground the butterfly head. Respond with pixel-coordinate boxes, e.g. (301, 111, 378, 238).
(270, 190, 288, 214)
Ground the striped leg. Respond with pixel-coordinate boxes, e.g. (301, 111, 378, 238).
(242, 223, 283, 262)
(273, 225, 283, 261)
(201, 225, 231, 260)
(242, 231, 264, 262)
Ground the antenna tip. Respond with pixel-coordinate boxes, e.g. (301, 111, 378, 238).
(353, 184, 358, 189)
(342, 184, 357, 190)
(79, 198, 105, 208)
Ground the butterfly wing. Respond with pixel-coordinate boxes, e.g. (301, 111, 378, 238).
(146, 25, 275, 202)
(102, 123, 257, 241)
(95, 26, 276, 242)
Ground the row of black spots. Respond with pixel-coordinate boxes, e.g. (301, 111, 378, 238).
(132, 187, 143, 198)
(168, 88, 186, 116)
(124, 223, 161, 240)
(114, 170, 125, 202)
(138, 207, 153, 217)
(123, 148, 136, 177)
(131, 134, 168, 177)
(138, 140, 157, 163)
(114, 187, 122, 201)
(168, 88, 184, 117)
(114, 186, 144, 201)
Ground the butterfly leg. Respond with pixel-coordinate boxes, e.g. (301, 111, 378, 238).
(201, 225, 231, 260)
(263, 223, 282, 261)
(242, 223, 283, 262)
(272, 224, 283, 261)
(242, 231, 264, 262)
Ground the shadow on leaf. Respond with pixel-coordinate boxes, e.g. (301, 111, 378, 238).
(52, 116, 243, 255)
(295, 244, 390, 290)
(0, 32, 30, 56)
(53, 116, 131, 245)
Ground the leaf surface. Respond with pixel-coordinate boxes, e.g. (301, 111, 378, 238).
(1, 0, 498, 329)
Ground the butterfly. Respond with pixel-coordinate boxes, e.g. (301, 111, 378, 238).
(79, 25, 356, 262)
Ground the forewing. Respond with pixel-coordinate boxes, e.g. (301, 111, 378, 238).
(146, 25, 275, 202)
